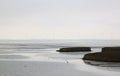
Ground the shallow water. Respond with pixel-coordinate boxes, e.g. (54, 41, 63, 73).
(0, 40, 120, 76)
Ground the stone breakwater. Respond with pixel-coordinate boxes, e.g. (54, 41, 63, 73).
(83, 47, 120, 62)
(56, 47, 91, 52)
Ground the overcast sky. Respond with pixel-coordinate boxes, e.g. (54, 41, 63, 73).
(0, 0, 120, 39)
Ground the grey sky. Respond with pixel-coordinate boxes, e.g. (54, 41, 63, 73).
(0, 0, 120, 39)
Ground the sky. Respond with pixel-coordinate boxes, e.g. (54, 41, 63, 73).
(0, 0, 120, 39)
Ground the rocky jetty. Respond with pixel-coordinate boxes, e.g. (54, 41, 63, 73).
(57, 47, 91, 52)
(83, 47, 120, 62)
(102, 47, 120, 53)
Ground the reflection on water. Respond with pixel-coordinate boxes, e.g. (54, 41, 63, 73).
(83, 60, 120, 72)
(84, 60, 120, 67)
(0, 55, 29, 59)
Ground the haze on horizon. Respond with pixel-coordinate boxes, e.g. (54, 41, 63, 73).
(0, 0, 120, 40)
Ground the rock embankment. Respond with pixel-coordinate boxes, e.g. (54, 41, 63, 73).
(57, 47, 91, 52)
(102, 47, 120, 53)
(83, 47, 120, 62)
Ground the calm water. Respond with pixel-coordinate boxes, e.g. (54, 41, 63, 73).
(0, 40, 120, 76)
